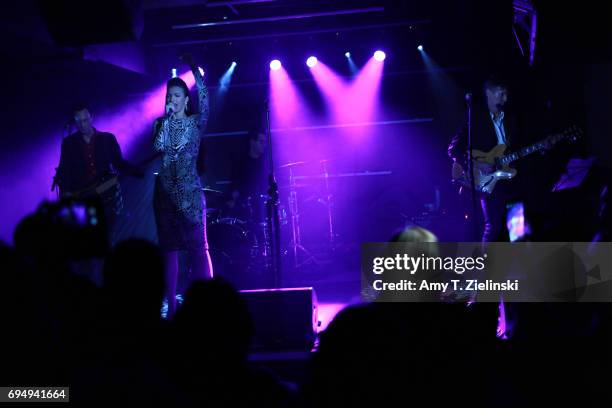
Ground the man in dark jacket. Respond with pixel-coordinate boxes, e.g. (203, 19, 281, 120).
(55, 106, 133, 195)
(54, 105, 141, 243)
(448, 77, 524, 242)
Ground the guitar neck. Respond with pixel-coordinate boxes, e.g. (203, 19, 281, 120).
(498, 132, 565, 166)
(68, 153, 158, 197)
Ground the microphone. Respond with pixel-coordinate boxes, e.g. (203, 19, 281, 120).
(165, 103, 175, 118)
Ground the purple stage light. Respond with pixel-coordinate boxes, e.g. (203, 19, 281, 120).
(270, 59, 282, 71)
(171, 68, 177, 78)
(268, 59, 316, 174)
(345, 56, 384, 133)
(417, 45, 424, 51)
(309, 60, 349, 123)
(373, 50, 386, 62)
(269, 62, 300, 127)
(306, 56, 318, 68)
(310, 57, 383, 138)
(345, 51, 351, 58)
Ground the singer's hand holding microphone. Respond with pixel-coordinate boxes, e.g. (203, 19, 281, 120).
(165, 102, 175, 119)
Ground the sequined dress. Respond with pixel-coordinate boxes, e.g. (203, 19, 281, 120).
(153, 67, 209, 251)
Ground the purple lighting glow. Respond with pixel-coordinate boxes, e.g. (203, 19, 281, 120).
(0, 69, 197, 243)
(310, 56, 384, 138)
(309, 60, 350, 122)
(318, 303, 349, 332)
(269, 64, 302, 128)
(268, 61, 317, 169)
(306, 56, 318, 68)
(95, 70, 195, 157)
(270, 59, 282, 71)
(373, 50, 386, 62)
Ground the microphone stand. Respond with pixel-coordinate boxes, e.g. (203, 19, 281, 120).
(465, 93, 479, 241)
(264, 99, 282, 287)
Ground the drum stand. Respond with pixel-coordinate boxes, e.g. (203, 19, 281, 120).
(320, 160, 337, 248)
(287, 166, 318, 268)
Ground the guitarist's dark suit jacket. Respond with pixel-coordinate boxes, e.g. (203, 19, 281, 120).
(448, 105, 522, 166)
(448, 104, 525, 241)
(56, 129, 135, 195)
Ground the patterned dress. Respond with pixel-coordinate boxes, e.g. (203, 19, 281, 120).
(153, 66, 209, 251)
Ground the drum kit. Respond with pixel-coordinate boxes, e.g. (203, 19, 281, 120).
(204, 159, 338, 285)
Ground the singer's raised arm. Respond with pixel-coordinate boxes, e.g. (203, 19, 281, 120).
(191, 64, 209, 131)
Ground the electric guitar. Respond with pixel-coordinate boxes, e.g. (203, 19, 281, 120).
(452, 125, 582, 194)
(63, 173, 124, 215)
(60, 152, 160, 214)
(66, 174, 119, 198)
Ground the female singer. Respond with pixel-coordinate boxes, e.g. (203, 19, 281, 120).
(153, 53, 213, 317)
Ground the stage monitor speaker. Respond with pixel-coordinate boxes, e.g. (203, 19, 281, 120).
(240, 287, 318, 351)
(38, 0, 144, 46)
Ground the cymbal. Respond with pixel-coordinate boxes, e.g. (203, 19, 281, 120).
(278, 161, 307, 169)
(202, 187, 223, 194)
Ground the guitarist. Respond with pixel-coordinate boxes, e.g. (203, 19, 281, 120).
(448, 76, 528, 242)
(54, 105, 142, 242)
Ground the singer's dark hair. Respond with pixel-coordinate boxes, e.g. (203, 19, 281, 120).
(166, 77, 191, 115)
(166, 77, 190, 97)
